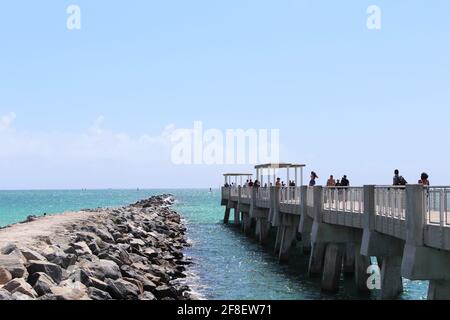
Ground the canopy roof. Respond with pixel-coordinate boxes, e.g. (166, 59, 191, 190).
(223, 173, 253, 177)
(254, 163, 306, 169)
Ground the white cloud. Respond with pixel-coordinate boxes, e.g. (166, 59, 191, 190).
(0, 113, 181, 188)
(0, 112, 16, 131)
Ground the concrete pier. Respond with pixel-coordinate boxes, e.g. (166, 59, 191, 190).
(221, 166, 450, 300)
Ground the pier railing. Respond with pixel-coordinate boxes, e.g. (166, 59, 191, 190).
(375, 186, 406, 220)
(256, 187, 270, 201)
(241, 186, 252, 199)
(323, 187, 364, 214)
(230, 186, 239, 198)
(280, 187, 302, 205)
(427, 187, 450, 227)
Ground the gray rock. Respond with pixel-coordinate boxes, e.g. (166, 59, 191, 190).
(88, 241, 101, 255)
(0, 254, 28, 278)
(1, 243, 19, 255)
(49, 285, 89, 300)
(123, 277, 144, 294)
(88, 287, 112, 300)
(82, 259, 121, 281)
(28, 272, 56, 296)
(89, 227, 115, 243)
(12, 292, 34, 300)
(27, 260, 63, 284)
(88, 277, 109, 291)
(72, 242, 92, 256)
(130, 239, 146, 247)
(3, 278, 38, 298)
(154, 285, 178, 300)
(0, 288, 14, 300)
(50, 252, 77, 269)
(19, 247, 47, 262)
(140, 291, 156, 300)
(0, 267, 13, 285)
(106, 278, 140, 300)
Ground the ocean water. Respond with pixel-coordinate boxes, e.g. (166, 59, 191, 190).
(0, 189, 428, 300)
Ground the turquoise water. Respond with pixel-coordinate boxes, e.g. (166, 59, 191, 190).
(0, 189, 428, 300)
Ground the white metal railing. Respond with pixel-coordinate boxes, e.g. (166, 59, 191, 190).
(241, 186, 252, 199)
(256, 187, 270, 201)
(230, 186, 239, 197)
(426, 186, 450, 227)
(323, 187, 364, 214)
(280, 187, 302, 205)
(375, 186, 406, 220)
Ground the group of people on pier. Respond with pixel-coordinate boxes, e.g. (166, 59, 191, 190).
(223, 169, 431, 188)
(393, 169, 430, 186)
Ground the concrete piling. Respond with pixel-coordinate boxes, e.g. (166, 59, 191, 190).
(321, 243, 344, 293)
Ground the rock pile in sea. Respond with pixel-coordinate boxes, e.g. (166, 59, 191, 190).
(0, 195, 194, 300)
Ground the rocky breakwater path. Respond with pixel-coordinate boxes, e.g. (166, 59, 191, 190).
(0, 195, 194, 300)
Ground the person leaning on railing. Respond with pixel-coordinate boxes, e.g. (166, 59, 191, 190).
(419, 172, 430, 186)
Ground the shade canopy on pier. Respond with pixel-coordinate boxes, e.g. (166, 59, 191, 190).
(223, 173, 253, 186)
(254, 163, 306, 187)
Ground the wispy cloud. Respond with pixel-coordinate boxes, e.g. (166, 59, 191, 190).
(0, 113, 178, 188)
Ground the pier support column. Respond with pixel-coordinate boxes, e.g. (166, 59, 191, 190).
(321, 243, 344, 293)
(233, 209, 240, 225)
(308, 243, 327, 277)
(223, 207, 231, 224)
(278, 226, 296, 264)
(343, 243, 356, 275)
(428, 280, 450, 300)
(299, 186, 312, 254)
(354, 247, 371, 293)
(278, 215, 300, 264)
(242, 212, 252, 236)
(380, 256, 403, 299)
(255, 218, 271, 245)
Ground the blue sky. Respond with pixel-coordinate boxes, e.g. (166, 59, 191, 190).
(0, 1, 449, 189)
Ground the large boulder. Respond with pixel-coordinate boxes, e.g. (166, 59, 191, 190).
(106, 278, 140, 300)
(18, 247, 47, 262)
(87, 226, 115, 243)
(2, 278, 37, 298)
(0, 243, 18, 255)
(49, 280, 89, 300)
(0, 255, 28, 278)
(41, 246, 76, 268)
(81, 259, 121, 281)
(153, 285, 178, 300)
(27, 260, 63, 284)
(28, 272, 56, 296)
(71, 242, 92, 256)
(0, 267, 13, 285)
(88, 287, 112, 300)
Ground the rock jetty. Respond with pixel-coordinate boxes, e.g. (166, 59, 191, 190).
(0, 195, 194, 300)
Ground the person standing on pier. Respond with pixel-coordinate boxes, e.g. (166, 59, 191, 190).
(393, 169, 407, 186)
(327, 175, 336, 187)
(309, 172, 318, 187)
(276, 178, 282, 187)
(341, 175, 350, 187)
(419, 173, 430, 186)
